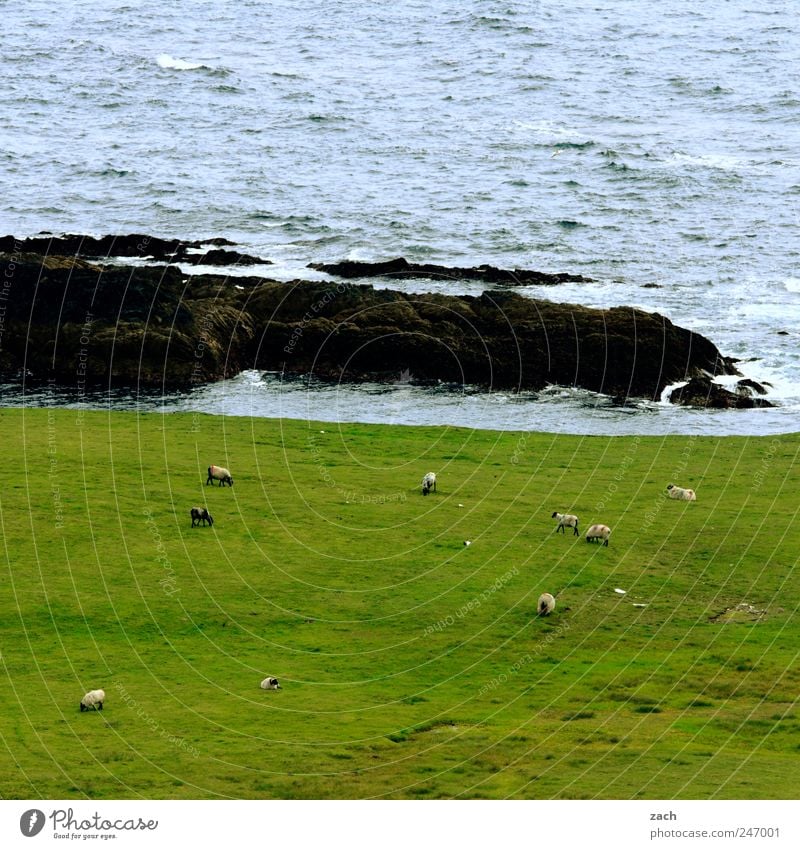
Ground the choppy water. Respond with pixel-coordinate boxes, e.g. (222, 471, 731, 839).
(4, 1, 800, 432)
(3, 371, 798, 437)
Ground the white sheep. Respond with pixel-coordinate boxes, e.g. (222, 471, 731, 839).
(190, 507, 213, 527)
(537, 592, 556, 616)
(421, 472, 437, 496)
(551, 511, 579, 536)
(80, 689, 105, 712)
(667, 483, 696, 501)
(586, 524, 611, 546)
(260, 677, 281, 690)
(207, 464, 233, 487)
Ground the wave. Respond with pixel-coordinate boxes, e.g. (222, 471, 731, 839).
(512, 120, 595, 148)
(552, 141, 596, 151)
(669, 152, 745, 171)
(156, 53, 209, 71)
(268, 68, 305, 79)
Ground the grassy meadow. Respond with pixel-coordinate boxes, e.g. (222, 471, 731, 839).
(0, 406, 798, 799)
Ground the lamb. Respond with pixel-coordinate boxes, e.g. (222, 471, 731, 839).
(667, 483, 696, 501)
(586, 524, 611, 546)
(190, 507, 214, 527)
(421, 472, 437, 495)
(206, 464, 233, 487)
(552, 511, 579, 536)
(537, 592, 556, 616)
(260, 677, 281, 690)
(80, 689, 105, 712)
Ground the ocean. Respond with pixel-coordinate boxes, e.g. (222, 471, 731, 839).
(4, 0, 800, 433)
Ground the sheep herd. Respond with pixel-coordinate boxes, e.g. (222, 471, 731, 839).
(423, 474, 695, 619)
(82, 461, 272, 715)
(80, 462, 696, 711)
(539, 482, 696, 615)
(187, 466, 234, 528)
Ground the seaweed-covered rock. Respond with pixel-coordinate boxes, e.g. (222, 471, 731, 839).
(248, 282, 736, 398)
(187, 248, 271, 266)
(0, 233, 270, 267)
(669, 377, 774, 408)
(0, 250, 252, 386)
(735, 378, 770, 397)
(309, 257, 592, 286)
(0, 241, 738, 397)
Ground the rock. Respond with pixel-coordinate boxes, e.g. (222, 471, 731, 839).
(735, 378, 769, 396)
(669, 376, 774, 408)
(188, 248, 272, 266)
(0, 233, 252, 265)
(247, 283, 736, 398)
(0, 240, 739, 396)
(0, 251, 252, 386)
(309, 257, 592, 286)
(709, 602, 768, 623)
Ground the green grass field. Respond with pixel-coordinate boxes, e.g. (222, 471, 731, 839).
(1, 407, 798, 799)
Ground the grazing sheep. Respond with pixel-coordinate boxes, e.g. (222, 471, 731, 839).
(190, 507, 214, 527)
(552, 511, 579, 536)
(538, 592, 556, 616)
(586, 524, 612, 546)
(206, 464, 233, 487)
(421, 472, 437, 496)
(667, 483, 696, 501)
(80, 689, 105, 712)
(260, 677, 281, 690)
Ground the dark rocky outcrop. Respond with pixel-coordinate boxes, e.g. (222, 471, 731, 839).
(0, 234, 271, 266)
(669, 377, 774, 409)
(255, 284, 735, 398)
(0, 244, 739, 398)
(735, 378, 770, 396)
(193, 248, 271, 266)
(309, 257, 591, 286)
(0, 251, 254, 386)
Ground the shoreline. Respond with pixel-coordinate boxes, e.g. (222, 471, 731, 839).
(0, 392, 800, 439)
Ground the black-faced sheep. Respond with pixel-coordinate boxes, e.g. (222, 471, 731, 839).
(586, 524, 611, 546)
(80, 689, 105, 712)
(667, 483, 696, 501)
(207, 465, 233, 487)
(552, 511, 579, 536)
(538, 592, 556, 616)
(260, 677, 281, 690)
(421, 472, 437, 496)
(190, 507, 214, 527)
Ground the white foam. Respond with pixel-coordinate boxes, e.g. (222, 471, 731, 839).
(172, 262, 261, 277)
(156, 53, 206, 71)
(712, 374, 746, 390)
(259, 220, 294, 229)
(784, 277, 800, 294)
(345, 247, 378, 262)
(670, 152, 744, 171)
(659, 380, 688, 405)
(97, 256, 158, 269)
(512, 120, 590, 145)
